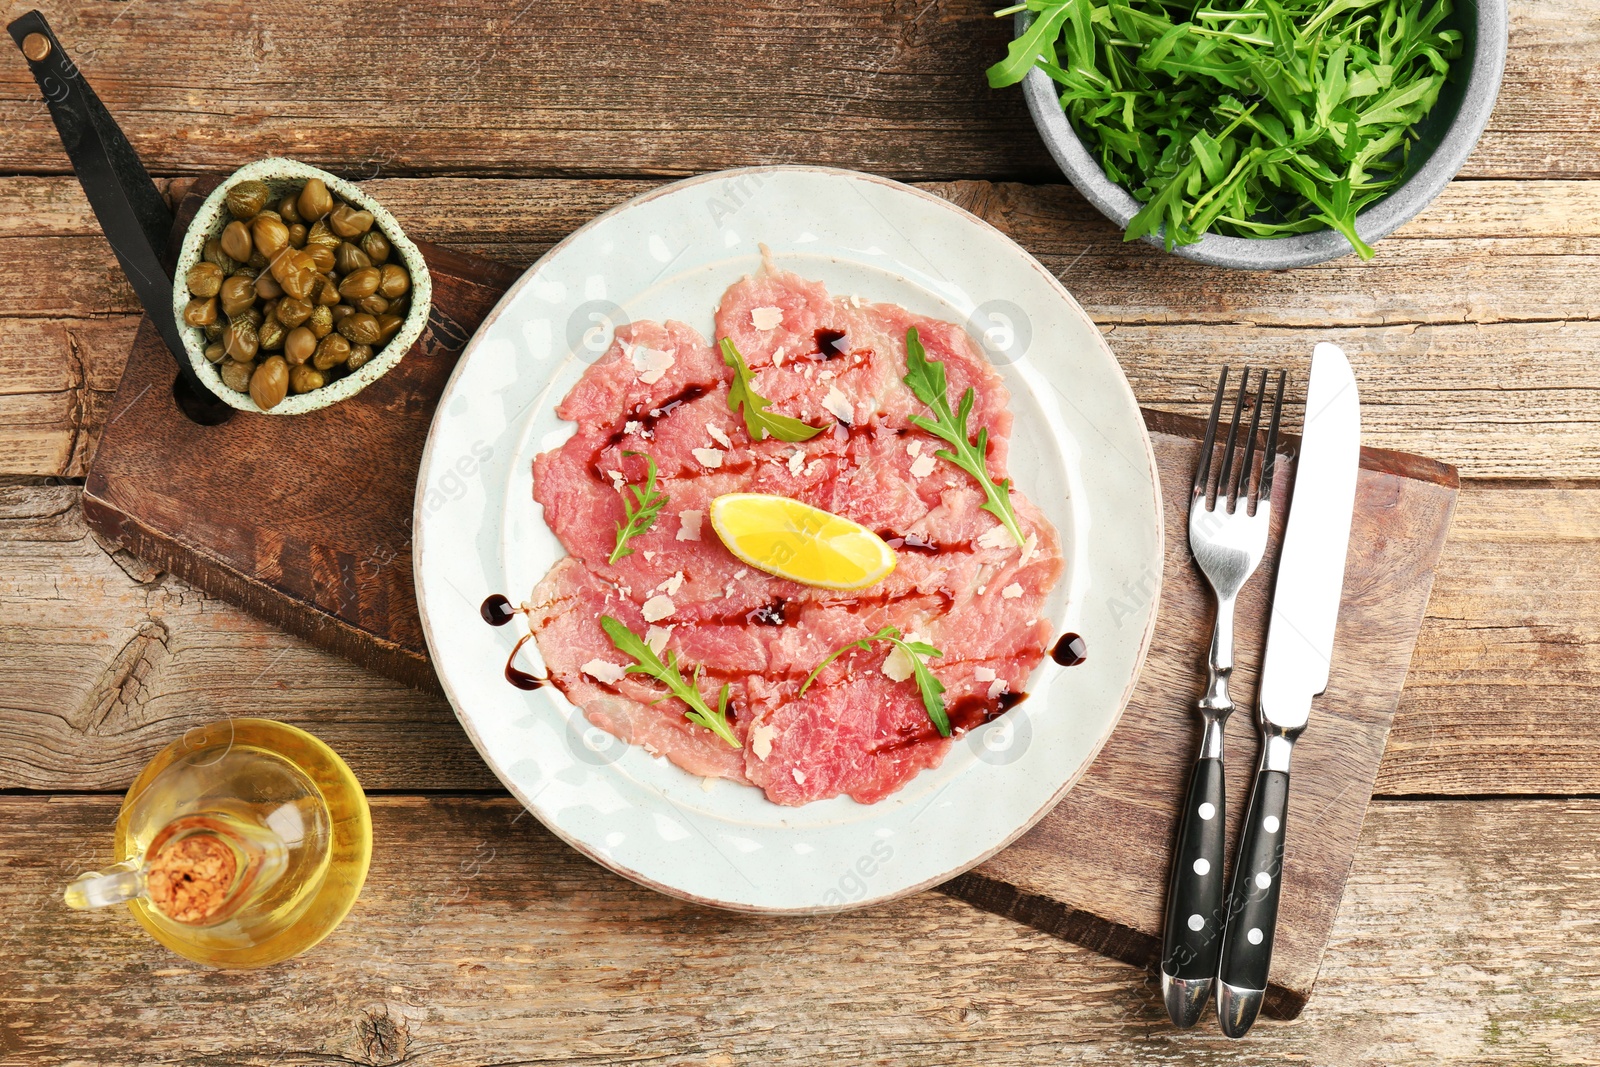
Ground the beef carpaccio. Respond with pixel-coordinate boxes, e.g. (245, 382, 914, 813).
(527, 266, 1064, 805)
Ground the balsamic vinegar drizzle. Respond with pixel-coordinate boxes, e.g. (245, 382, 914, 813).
(1052, 633, 1088, 667)
(481, 594, 517, 626)
(504, 633, 545, 691)
(481, 594, 548, 690)
(813, 328, 848, 359)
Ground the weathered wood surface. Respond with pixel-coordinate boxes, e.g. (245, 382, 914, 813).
(81, 179, 522, 690)
(949, 416, 1456, 1019)
(2, 795, 1596, 1066)
(1, 0, 1596, 182)
(8, 175, 1600, 478)
(5, 478, 1595, 797)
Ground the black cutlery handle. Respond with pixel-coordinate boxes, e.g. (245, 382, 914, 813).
(1216, 766, 1289, 1037)
(1162, 756, 1227, 978)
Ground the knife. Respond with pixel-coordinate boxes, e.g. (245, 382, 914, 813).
(1214, 341, 1360, 1038)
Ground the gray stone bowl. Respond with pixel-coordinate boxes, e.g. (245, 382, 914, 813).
(1018, 2, 1508, 269)
(173, 157, 433, 414)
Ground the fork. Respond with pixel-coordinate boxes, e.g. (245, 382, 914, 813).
(1161, 366, 1286, 1029)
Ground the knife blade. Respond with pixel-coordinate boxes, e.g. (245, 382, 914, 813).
(1215, 341, 1361, 1037)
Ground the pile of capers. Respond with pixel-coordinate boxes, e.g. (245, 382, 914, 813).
(182, 177, 413, 410)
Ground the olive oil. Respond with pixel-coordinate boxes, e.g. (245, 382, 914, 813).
(65, 719, 371, 968)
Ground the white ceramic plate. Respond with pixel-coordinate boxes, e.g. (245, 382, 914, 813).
(415, 166, 1162, 912)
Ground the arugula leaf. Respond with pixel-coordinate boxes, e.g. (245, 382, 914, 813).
(800, 624, 950, 737)
(902, 327, 1027, 548)
(985, 0, 1463, 258)
(719, 338, 827, 443)
(599, 616, 741, 747)
(607, 451, 668, 565)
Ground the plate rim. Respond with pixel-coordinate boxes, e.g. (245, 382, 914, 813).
(413, 164, 1165, 913)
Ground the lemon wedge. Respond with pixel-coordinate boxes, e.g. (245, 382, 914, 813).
(709, 493, 897, 590)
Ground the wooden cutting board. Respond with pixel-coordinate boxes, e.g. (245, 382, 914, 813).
(83, 179, 1456, 1018)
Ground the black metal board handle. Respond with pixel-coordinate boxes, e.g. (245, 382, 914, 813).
(7, 10, 233, 425)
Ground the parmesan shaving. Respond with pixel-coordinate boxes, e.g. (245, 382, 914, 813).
(692, 447, 724, 469)
(629, 345, 675, 385)
(706, 423, 733, 449)
(1001, 583, 1024, 600)
(822, 385, 853, 424)
(581, 659, 627, 685)
(641, 595, 676, 622)
(750, 306, 784, 331)
(751, 723, 776, 761)
(676, 510, 703, 541)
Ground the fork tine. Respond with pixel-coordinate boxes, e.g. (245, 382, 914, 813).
(1259, 369, 1288, 502)
(1234, 368, 1268, 511)
(1217, 366, 1249, 510)
(1193, 366, 1229, 499)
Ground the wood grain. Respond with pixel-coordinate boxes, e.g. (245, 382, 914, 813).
(2, 795, 1596, 1066)
(1, 0, 1596, 182)
(6, 481, 1600, 796)
(8, 176, 1600, 478)
(947, 417, 1455, 1019)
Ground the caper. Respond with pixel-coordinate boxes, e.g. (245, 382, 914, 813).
(346, 343, 374, 371)
(299, 179, 334, 222)
(223, 317, 259, 361)
(258, 317, 286, 351)
(374, 313, 405, 344)
(219, 274, 256, 317)
(378, 263, 411, 299)
(313, 333, 351, 371)
(359, 230, 391, 265)
(203, 342, 226, 364)
(329, 202, 374, 238)
(256, 209, 283, 224)
(186, 261, 224, 298)
(203, 236, 239, 274)
(225, 180, 270, 221)
(288, 223, 307, 248)
(261, 298, 278, 321)
(204, 320, 224, 342)
(252, 214, 290, 260)
(331, 304, 356, 326)
(305, 242, 336, 273)
(314, 273, 343, 306)
(339, 266, 382, 301)
(253, 268, 283, 298)
(241, 306, 264, 328)
(247, 249, 270, 271)
(278, 194, 303, 225)
(284, 326, 317, 365)
(219, 358, 255, 392)
(386, 295, 408, 319)
(268, 247, 309, 283)
(306, 219, 341, 250)
(286, 268, 320, 302)
(249, 356, 290, 409)
(183, 296, 218, 327)
(333, 242, 369, 274)
(337, 311, 381, 345)
(289, 364, 326, 394)
(275, 296, 312, 328)
(355, 293, 390, 316)
(308, 303, 334, 338)
(219, 219, 253, 263)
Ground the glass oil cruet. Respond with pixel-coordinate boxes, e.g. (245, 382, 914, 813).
(64, 718, 372, 968)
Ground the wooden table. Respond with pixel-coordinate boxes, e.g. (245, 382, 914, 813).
(3, 2, 1598, 1062)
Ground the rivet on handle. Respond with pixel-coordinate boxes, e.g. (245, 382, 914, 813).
(21, 31, 50, 60)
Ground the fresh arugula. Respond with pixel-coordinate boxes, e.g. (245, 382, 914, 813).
(902, 327, 1026, 548)
(608, 451, 668, 565)
(599, 616, 741, 747)
(986, 0, 1463, 257)
(719, 338, 827, 442)
(800, 624, 950, 737)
